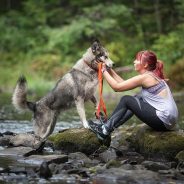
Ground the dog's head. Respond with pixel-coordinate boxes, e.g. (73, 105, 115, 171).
(83, 40, 114, 69)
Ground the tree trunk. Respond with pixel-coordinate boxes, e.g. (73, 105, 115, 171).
(154, 0, 162, 34)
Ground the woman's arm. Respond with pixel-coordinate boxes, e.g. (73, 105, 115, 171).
(108, 69, 124, 83)
(103, 71, 144, 92)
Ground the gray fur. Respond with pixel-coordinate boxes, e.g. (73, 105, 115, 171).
(12, 41, 114, 139)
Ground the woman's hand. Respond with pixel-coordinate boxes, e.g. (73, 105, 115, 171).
(101, 63, 107, 74)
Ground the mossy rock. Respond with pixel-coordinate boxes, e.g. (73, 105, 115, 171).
(127, 125, 184, 160)
(106, 160, 121, 169)
(48, 128, 111, 155)
(175, 151, 184, 162)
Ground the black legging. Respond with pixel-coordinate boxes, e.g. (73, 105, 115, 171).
(104, 95, 168, 132)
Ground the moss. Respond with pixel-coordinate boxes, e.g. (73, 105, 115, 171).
(127, 125, 184, 160)
(88, 166, 97, 174)
(106, 160, 121, 169)
(48, 128, 111, 155)
(116, 124, 145, 149)
(175, 151, 184, 162)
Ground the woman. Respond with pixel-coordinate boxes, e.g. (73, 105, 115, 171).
(89, 50, 178, 140)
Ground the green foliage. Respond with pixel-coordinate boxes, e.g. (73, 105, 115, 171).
(30, 54, 62, 79)
(152, 24, 184, 64)
(168, 58, 184, 90)
(43, 19, 91, 55)
(0, 0, 184, 93)
(106, 42, 126, 66)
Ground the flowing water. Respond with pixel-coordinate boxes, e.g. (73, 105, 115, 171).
(0, 92, 183, 133)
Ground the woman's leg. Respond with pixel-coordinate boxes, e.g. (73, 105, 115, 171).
(104, 95, 167, 133)
(110, 94, 141, 117)
(106, 94, 141, 130)
(89, 95, 167, 140)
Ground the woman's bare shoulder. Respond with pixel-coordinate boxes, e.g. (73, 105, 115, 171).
(141, 72, 159, 87)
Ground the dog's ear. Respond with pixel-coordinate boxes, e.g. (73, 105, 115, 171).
(27, 101, 36, 112)
(91, 39, 101, 53)
(93, 38, 100, 44)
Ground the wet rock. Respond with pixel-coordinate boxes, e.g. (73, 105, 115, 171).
(68, 152, 90, 160)
(3, 131, 15, 136)
(106, 160, 121, 169)
(0, 146, 33, 157)
(8, 167, 27, 175)
(177, 161, 184, 170)
(125, 151, 142, 157)
(0, 135, 11, 146)
(175, 150, 184, 162)
(122, 151, 145, 165)
(25, 168, 38, 178)
(88, 164, 106, 174)
(48, 128, 111, 155)
(18, 154, 68, 166)
(93, 167, 160, 184)
(10, 133, 43, 149)
(142, 161, 171, 171)
(114, 145, 129, 156)
(68, 152, 98, 167)
(159, 169, 184, 181)
(39, 162, 52, 179)
(120, 163, 145, 171)
(99, 147, 117, 163)
(66, 168, 89, 177)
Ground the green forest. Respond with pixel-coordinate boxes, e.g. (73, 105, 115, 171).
(0, 0, 184, 95)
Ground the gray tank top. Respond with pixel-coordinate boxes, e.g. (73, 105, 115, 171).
(141, 73, 178, 129)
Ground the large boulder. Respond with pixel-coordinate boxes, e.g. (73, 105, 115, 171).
(124, 125, 184, 160)
(48, 128, 111, 155)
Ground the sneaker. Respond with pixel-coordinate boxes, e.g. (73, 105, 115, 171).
(88, 120, 108, 140)
(95, 112, 107, 125)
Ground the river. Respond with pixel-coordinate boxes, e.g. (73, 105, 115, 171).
(0, 92, 184, 134)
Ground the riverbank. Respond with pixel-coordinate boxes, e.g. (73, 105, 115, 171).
(0, 90, 184, 183)
(0, 124, 184, 183)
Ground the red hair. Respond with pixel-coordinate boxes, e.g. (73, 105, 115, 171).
(136, 50, 165, 79)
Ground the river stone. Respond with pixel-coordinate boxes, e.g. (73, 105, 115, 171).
(9, 133, 42, 149)
(126, 125, 184, 160)
(93, 167, 160, 184)
(48, 128, 111, 155)
(0, 135, 11, 146)
(0, 146, 33, 157)
(99, 147, 117, 163)
(39, 162, 52, 179)
(18, 154, 68, 166)
(142, 161, 170, 171)
(175, 150, 184, 162)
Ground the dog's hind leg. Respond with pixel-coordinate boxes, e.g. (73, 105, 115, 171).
(75, 97, 89, 129)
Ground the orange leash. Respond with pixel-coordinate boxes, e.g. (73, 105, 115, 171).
(96, 63, 108, 120)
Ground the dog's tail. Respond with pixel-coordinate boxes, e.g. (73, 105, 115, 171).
(12, 75, 35, 112)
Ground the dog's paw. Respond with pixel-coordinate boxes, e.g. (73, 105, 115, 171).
(83, 122, 90, 129)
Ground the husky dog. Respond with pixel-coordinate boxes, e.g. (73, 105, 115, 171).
(12, 41, 114, 139)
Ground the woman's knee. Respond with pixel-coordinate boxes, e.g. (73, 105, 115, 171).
(120, 95, 134, 104)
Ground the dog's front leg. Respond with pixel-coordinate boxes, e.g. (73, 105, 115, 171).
(75, 97, 89, 129)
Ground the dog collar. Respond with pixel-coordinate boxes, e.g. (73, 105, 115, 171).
(83, 59, 98, 71)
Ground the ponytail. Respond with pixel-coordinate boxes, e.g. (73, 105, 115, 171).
(153, 60, 165, 79)
(136, 50, 165, 80)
